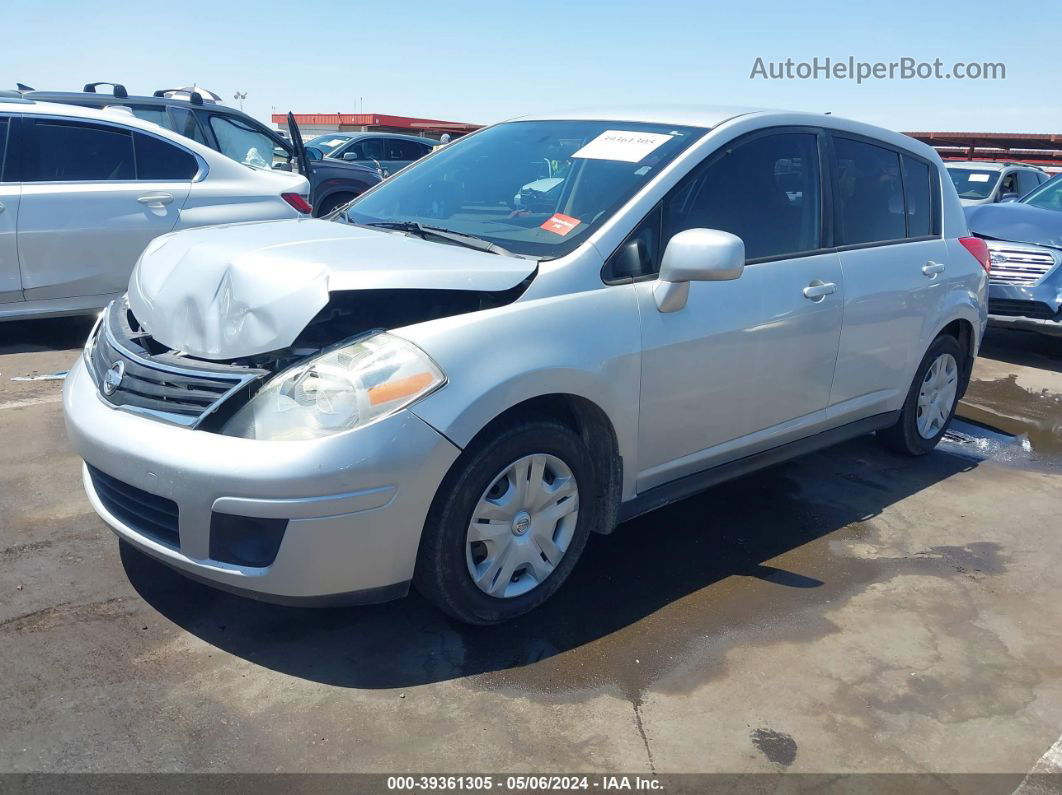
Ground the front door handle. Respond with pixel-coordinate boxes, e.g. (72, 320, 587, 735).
(802, 281, 837, 301)
(137, 193, 174, 207)
(922, 261, 945, 277)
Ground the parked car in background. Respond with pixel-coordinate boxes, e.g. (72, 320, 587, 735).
(321, 132, 437, 174)
(946, 160, 1049, 206)
(16, 84, 383, 217)
(966, 173, 1062, 338)
(65, 106, 987, 624)
(19, 82, 298, 171)
(0, 98, 309, 321)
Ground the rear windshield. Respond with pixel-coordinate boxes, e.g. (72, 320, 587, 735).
(344, 120, 705, 258)
(947, 168, 999, 200)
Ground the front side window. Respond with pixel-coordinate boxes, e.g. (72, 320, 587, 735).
(345, 120, 704, 258)
(1021, 175, 1062, 212)
(834, 138, 905, 245)
(209, 115, 282, 169)
(134, 133, 198, 180)
(1016, 170, 1041, 197)
(23, 119, 134, 182)
(664, 132, 821, 261)
(947, 168, 1000, 200)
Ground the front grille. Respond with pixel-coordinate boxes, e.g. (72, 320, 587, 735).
(986, 241, 1060, 286)
(87, 302, 267, 428)
(88, 465, 180, 548)
(988, 299, 1059, 320)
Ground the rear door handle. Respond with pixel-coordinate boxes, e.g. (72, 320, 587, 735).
(922, 261, 945, 277)
(802, 281, 837, 300)
(137, 193, 174, 207)
(0, 201, 5, 214)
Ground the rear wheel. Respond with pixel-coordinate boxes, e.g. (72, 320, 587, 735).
(414, 418, 594, 625)
(878, 334, 964, 456)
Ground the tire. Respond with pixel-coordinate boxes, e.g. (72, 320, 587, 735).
(878, 334, 965, 456)
(413, 417, 595, 625)
(313, 192, 357, 218)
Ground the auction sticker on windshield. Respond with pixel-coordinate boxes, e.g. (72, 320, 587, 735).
(572, 130, 674, 162)
(541, 213, 581, 236)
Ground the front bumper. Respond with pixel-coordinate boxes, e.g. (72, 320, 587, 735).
(63, 356, 461, 603)
(987, 283, 1062, 337)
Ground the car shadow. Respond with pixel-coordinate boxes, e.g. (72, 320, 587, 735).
(979, 327, 1062, 373)
(0, 315, 96, 355)
(123, 437, 978, 690)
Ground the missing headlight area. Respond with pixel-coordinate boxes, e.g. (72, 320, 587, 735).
(100, 280, 531, 432)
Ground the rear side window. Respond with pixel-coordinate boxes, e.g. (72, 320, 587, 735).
(210, 114, 281, 169)
(134, 133, 198, 180)
(385, 139, 428, 161)
(0, 118, 9, 182)
(23, 119, 134, 182)
(664, 132, 821, 261)
(834, 138, 905, 245)
(901, 156, 932, 238)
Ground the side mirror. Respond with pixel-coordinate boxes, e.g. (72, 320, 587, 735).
(998, 193, 1019, 203)
(305, 146, 323, 161)
(342, 152, 359, 161)
(272, 162, 292, 172)
(654, 228, 745, 313)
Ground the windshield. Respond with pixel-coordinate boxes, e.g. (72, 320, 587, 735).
(947, 168, 1000, 200)
(343, 120, 705, 258)
(306, 134, 352, 155)
(1019, 174, 1062, 212)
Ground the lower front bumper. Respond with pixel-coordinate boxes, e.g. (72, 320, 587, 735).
(987, 313, 1062, 337)
(64, 356, 462, 601)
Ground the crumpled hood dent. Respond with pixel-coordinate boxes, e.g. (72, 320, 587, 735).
(128, 219, 537, 360)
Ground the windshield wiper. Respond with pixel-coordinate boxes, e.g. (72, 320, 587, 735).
(366, 221, 517, 257)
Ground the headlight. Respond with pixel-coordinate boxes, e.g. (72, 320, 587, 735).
(222, 333, 445, 441)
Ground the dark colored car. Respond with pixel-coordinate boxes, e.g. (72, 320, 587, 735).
(298, 130, 437, 216)
(966, 173, 1062, 338)
(14, 83, 383, 216)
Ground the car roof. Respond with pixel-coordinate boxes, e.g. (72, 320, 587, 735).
(513, 105, 765, 128)
(0, 98, 225, 156)
(25, 90, 236, 113)
(945, 161, 1042, 171)
(331, 131, 438, 145)
(507, 105, 942, 162)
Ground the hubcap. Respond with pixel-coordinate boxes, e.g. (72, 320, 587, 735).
(466, 453, 579, 599)
(916, 352, 959, 439)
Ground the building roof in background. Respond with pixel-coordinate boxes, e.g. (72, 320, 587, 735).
(274, 112, 481, 135)
(905, 131, 1062, 166)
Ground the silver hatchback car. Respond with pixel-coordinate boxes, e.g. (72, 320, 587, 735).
(64, 106, 989, 624)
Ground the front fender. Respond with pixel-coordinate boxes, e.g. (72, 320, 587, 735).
(399, 285, 643, 498)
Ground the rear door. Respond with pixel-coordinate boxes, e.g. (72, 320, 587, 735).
(380, 138, 429, 175)
(827, 134, 948, 422)
(16, 117, 191, 300)
(0, 115, 21, 303)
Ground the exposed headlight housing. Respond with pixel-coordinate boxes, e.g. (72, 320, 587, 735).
(222, 333, 445, 441)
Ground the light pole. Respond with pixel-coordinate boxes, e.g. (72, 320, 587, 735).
(233, 91, 247, 111)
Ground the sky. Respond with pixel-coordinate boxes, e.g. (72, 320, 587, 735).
(5, 0, 1060, 134)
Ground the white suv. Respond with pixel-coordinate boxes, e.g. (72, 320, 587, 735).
(0, 98, 310, 321)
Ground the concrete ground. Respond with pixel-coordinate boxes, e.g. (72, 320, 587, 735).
(1, 318, 1061, 778)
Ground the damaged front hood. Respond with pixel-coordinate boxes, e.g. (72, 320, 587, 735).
(965, 203, 1062, 250)
(128, 219, 536, 360)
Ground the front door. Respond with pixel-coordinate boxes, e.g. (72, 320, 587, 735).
(0, 115, 22, 303)
(16, 116, 189, 301)
(635, 129, 843, 492)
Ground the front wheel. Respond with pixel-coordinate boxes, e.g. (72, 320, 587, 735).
(878, 334, 964, 456)
(413, 418, 594, 625)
